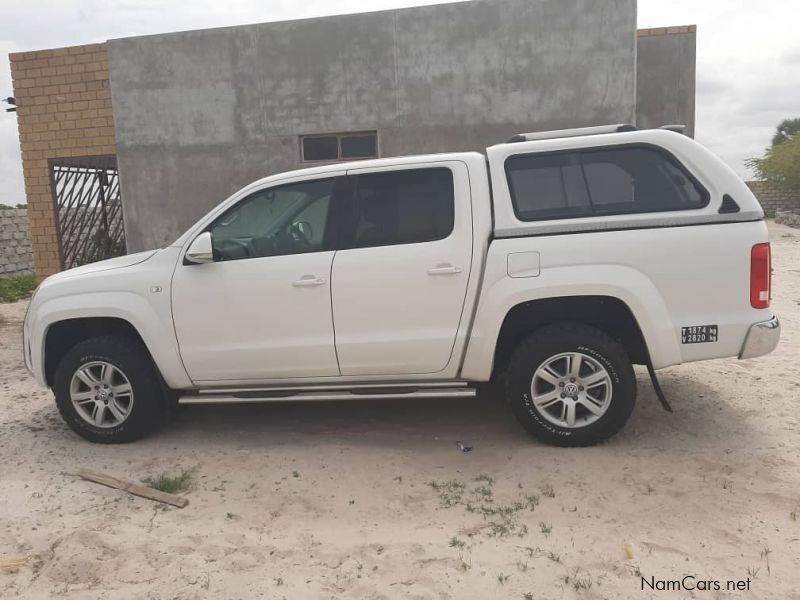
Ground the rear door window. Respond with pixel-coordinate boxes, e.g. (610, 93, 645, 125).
(506, 145, 708, 221)
(346, 168, 455, 248)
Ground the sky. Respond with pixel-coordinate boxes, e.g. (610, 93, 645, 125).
(1, 0, 798, 205)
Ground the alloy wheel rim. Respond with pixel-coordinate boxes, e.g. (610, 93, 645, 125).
(69, 361, 134, 428)
(530, 352, 612, 429)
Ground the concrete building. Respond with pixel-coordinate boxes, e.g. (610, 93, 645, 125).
(8, 0, 696, 277)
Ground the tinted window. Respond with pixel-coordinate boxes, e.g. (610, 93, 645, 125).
(302, 132, 378, 161)
(581, 147, 705, 213)
(506, 154, 591, 220)
(351, 168, 454, 248)
(209, 178, 337, 261)
(582, 161, 633, 206)
(506, 146, 708, 221)
(341, 134, 377, 159)
(302, 136, 338, 161)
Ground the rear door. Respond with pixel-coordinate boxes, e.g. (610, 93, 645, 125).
(330, 161, 473, 376)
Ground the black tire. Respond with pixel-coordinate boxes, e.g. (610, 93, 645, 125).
(54, 335, 166, 443)
(504, 323, 636, 447)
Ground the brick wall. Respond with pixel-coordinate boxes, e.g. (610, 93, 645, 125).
(9, 43, 116, 279)
(746, 181, 800, 216)
(0, 209, 34, 278)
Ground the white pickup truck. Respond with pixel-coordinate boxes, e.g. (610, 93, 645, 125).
(23, 124, 780, 446)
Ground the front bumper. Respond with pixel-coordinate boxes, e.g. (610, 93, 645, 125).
(739, 316, 780, 360)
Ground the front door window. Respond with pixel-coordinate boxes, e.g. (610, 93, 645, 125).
(209, 178, 336, 261)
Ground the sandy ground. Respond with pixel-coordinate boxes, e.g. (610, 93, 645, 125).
(0, 221, 798, 599)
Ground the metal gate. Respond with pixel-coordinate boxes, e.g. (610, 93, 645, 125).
(50, 155, 126, 269)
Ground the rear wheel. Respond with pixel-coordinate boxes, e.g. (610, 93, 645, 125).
(54, 335, 166, 443)
(504, 323, 636, 447)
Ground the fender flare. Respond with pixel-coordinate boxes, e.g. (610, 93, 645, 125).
(32, 291, 192, 389)
(459, 264, 682, 380)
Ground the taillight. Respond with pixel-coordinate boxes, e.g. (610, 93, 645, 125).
(750, 243, 771, 309)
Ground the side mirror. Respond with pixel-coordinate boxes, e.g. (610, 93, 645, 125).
(295, 220, 313, 240)
(185, 231, 214, 264)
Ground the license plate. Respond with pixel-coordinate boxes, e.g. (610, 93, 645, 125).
(681, 325, 718, 344)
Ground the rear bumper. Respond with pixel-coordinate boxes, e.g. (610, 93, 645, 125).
(739, 316, 780, 360)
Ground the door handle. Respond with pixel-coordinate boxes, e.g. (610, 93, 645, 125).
(292, 275, 326, 287)
(427, 263, 464, 276)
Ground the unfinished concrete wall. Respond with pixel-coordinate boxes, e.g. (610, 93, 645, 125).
(109, 0, 637, 251)
(636, 26, 696, 137)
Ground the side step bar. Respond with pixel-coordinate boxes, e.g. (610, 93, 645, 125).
(179, 384, 477, 405)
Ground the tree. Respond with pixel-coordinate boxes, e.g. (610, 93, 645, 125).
(748, 117, 800, 193)
(747, 134, 800, 192)
(772, 117, 800, 146)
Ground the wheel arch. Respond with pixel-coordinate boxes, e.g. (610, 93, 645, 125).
(490, 296, 650, 379)
(44, 317, 149, 387)
(32, 291, 192, 390)
(460, 247, 688, 382)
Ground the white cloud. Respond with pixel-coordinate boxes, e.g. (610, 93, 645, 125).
(1, 0, 799, 202)
(638, 0, 800, 176)
(782, 48, 800, 65)
(0, 39, 24, 205)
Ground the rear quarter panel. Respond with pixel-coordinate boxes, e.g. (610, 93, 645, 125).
(460, 220, 772, 380)
(462, 129, 771, 381)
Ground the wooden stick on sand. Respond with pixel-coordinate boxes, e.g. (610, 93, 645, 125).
(78, 468, 189, 508)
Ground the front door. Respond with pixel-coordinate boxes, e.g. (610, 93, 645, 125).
(330, 163, 473, 376)
(172, 175, 344, 383)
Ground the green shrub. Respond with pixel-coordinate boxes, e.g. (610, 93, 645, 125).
(142, 470, 193, 494)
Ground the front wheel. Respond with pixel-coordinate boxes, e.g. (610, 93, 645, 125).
(54, 335, 166, 443)
(504, 323, 636, 447)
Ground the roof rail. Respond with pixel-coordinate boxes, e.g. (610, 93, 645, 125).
(506, 123, 689, 144)
(506, 124, 637, 143)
